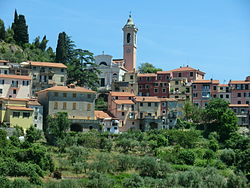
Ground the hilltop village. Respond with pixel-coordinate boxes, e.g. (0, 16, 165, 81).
(0, 15, 249, 134)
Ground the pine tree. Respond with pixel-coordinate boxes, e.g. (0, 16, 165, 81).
(11, 9, 18, 30)
(0, 19, 5, 41)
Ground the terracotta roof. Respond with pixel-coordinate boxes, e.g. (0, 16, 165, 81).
(0, 74, 31, 80)
(114, 100, 134, 104)
(110, 92, 135, 97)
(193, 80, 219, 84)
(6, 106, 33, 111)
(230, 80, 250, 84)
(229, 104, 249, 108)
(169, 66, 205, 74)
(160, 98, 178, 102)
(28, 100, 41, 106)
(0, 98, 29, 102)
(157, 71, 171, 74)
(28, 61, 67, 68)
(0, 60, 9, 63)
(37, 85, 95, 94)
(134, 96, 161, 102)
(138, 73, 157, 77)
(95, 111, 112, 119)
(218, 84, 229, 87)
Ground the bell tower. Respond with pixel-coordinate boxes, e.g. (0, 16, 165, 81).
(123, 14, 138, 72)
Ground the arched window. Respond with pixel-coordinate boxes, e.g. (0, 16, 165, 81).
(99, 61, 107, 66)
(127, 33, 131, 43)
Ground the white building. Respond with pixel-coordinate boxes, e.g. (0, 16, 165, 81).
(27, 99, 43, 130)
(0, 60, 10, 75)
(94, 54, 127, 91)
(0, 74, 31, 98)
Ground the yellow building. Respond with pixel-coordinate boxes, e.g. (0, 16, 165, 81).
(169, 78, 192, 101)
(0, 98, 33, 131)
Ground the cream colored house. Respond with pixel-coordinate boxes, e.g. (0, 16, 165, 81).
(0, 74, 31, 98)
(21, 61, 67, 96)
(37, 84, 98, 131)
(169, 77, 192, 101)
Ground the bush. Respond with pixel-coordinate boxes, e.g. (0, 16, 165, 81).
(116, 154, 137, 172)
(226, 172, 248, 188)
(178, 170, 202, 187)
(12, 179, 33, 188)
(87, 172, 114, 188)
(178, 150, 196, 165)
(122, 174, 144, 188)
(220, 149, 236, 166)
(136, 156, 159, 178)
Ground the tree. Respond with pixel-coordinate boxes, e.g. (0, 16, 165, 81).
(46, 112, 70, 144)
(203, 98, 238, 142)
(4, 27, 15, 43)
(13, 12, 29, 45)
(25, 126, 42, 143)
(67, 49, 100, 90)
(0, 19, 5, 41)
(0, 129, 8, 148)
(55, 32, 75, 63)
(182, 101, 203, 123)
(138, 62, 162, 73)
(39, 35, 48, 51)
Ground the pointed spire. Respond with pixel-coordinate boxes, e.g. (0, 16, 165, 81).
(126, 12, 134, 26)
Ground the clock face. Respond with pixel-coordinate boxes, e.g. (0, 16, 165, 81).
(126, 48, 131, 53)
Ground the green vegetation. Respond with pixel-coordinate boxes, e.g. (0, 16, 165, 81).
(138, 62, 163, 73)
(0, 99, 249, 187)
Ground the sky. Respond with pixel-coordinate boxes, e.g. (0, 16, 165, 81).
(0, 0, 250, 82)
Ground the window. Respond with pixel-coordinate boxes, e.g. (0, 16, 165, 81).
(146, 85, 150, 89)
(158, 76, 162, 80)
(49, 75, 53, 80)
(154, 83, 159, 87)
(115, 96, 118, 100)
(60, 77, 64, 82)
(130, 75, 133, 79)
(13, 112, 20, 117)
(148, 102, 151, 107)
(13, 89, 17, 94)
(63, 93, 67, 98)
(122, 112, 125, 116)
(87, 104, 91, 111)
(213, 95, 217, 98)
(178, 73, 182, 77)
(72, 103, 76, 110)
(54, 92, 58, 97)
(61, 68, 64, 72)
(0, 89, 2, 94)
(237, 93, 241, 97)
(127, 33, 131, 43)
(99, 78, 105, 87)
(190, 72, 194, 77)
(226, 94, 229, 98)
(154, 103, 158, 107)
(162, 88, 166, 93)
(193, 93, 198, 97)
(23, 112, 30, 118)
(87, 94, 91, 98)
(246, 101, 249, 105)
(193, 85, 196, 89)
(54, 102, 58, 109)
(220, 94, 223, 98)
(72, 93, 77, 98)
(0, 80, 4, 84)
(140, 103, 143, 107)
(4, 70, 7, 74)
(238, 101, 241, 104)
(154, 88, 158, 93)
(63, 102, 67, 110)
(213, 86, 217, 90)
(175, 81, 179, 85)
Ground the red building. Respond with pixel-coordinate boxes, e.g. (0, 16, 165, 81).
(138, 71, 171, 98)
(192, 79, 219, 107)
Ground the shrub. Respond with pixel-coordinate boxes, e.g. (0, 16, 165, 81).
(12, 179, 33, 188)
(87, 172, 114, 188)
(226, 172, 248, 188)
(122, 174, 144, 188)
(178, 150, 196, 165)
(178, 170, 202, 188)
(136, 156, 159, 178)
(220, 149, 236, 166)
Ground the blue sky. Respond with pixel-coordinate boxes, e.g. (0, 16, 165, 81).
(0, 0, 249, 82)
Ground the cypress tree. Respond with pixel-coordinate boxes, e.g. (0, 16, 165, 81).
(0, 19, 5, 41)
(55, 32, 67, 63)
(39, 35, 48, 51)
(15, 14, 29, 45)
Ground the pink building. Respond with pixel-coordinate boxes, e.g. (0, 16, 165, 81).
(169, 66, 205, 82)
(192, 79, 219, 107)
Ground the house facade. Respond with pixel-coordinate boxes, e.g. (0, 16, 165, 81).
(37, 84, 98, 131)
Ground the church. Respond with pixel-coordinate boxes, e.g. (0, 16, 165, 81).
(94, 14, 138, 91)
